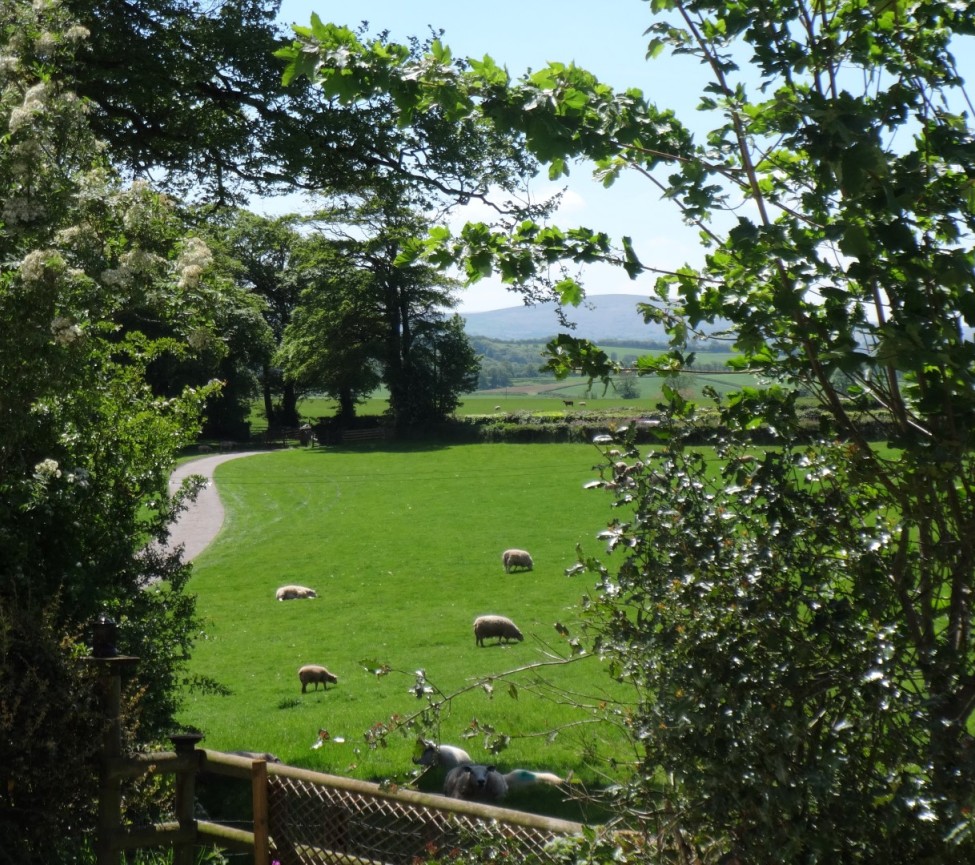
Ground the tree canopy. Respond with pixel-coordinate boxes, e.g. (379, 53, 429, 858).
(0, 2, 225, 856)
(277, 200, 480, 429)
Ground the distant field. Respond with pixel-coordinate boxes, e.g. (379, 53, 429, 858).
(176, 443, 635, 820)
(250, 372, 755, 431)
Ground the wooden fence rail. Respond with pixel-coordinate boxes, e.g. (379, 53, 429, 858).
(92, 658, 584, 864)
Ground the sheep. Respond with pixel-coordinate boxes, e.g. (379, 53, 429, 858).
(474, 615, 524, 647)
(502, 549, 533, 573)
(228, 750, 282, 764)
(276, 584, 317, 601)
(443, 764, 509, 802)
(502, 768, 563, 788)
(413, 740, 473, 770)
(298, 664, 338, 692)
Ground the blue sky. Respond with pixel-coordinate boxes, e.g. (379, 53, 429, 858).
(275, 2, 975, 313)
(274, 0, 707, 312)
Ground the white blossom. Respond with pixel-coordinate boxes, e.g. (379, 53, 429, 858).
(66, 467, 90, 488)
(34, 458, 61, 480)
(176, 237, 212, 288)
(121, 247, 163, 274)
(51, 316, 82, 345)
(2, 196, 44, 225)
(19, 249, 63, 283)
(100, 268, 128, 288)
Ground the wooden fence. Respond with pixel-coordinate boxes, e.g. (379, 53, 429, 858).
(91, 658, 584, 865)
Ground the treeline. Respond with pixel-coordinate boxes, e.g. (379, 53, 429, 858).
(470, 335, 735, 389)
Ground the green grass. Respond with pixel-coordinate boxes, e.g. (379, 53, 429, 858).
(258, 373, 758, 430)
(176, 442, 633, 816)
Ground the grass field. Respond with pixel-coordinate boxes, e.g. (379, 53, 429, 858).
(251, 371, 757, 431)
(175, 442, 636, 818)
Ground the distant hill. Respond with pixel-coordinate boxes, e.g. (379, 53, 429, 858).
(461, 294, 667, 342)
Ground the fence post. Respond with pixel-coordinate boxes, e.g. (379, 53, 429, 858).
(252, 759, 270, 865)
(171, 733, 205, 865)
(89, 655, 139, 865)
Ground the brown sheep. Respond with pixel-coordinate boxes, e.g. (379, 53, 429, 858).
(501, 549, 533, 572)
(473, 615, 524, 647)
(298, 664, 338, 693)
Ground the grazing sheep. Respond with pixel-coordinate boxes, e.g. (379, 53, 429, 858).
(298, 664, 338, 692)
(413, 740, 473, 770)
(276, 584, 317, 601)
(443, 764, 509, 802)
(502, 549, 533, 573)
(474, 615, 524, 647)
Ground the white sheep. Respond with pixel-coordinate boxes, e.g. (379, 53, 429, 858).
(413, 740, 473, 770)
(502, 768, 563, 788)
(473, 615, 524, 647)
(298, 664, 338, 692)
(276, 584, 317, 601)
(502, 549, 533, 573)
(443, 764, 509, 802)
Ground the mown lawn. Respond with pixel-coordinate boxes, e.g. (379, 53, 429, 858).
(176, 442, 635, 817)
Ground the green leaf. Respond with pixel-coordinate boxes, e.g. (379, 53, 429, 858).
(622, 235, 643, 279)
(555, 278, 584, 306)
(646, 38, 666, 60)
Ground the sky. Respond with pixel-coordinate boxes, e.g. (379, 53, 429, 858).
(272, 0, 706, 313)
(273, 1, 975, 313)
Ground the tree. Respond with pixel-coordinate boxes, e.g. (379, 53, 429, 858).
(59, 0, 292, 202)
(281, 4, 975, 860)
(281, 199, 479, 430)
(203, 209, 304, 427)
(407, 313, 481, 423)
(1, 4, 220, 857)
(276, 236, 385, 425)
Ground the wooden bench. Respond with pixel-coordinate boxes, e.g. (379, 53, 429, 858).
(341, 428, 387, 445)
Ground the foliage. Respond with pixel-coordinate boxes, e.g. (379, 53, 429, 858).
(404, 313, 482, 423)
(274, 225, 386, 423)
(60, 0, 297, 204)
(0, 3, 216, 857)
(281, 3, 975, 861)
(278, 200, 481, 429)
(0, 604, 103, 865)
(200, 209, 300, 428)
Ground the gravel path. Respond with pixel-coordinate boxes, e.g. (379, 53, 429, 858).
(163, 451, 265, 561)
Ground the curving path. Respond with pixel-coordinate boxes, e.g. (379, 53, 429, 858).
(163, 451, 264, 561)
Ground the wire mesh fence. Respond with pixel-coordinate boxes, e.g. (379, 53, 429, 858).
(266, 767, 583, 865)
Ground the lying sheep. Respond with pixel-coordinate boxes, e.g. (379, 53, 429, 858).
(228, 750, 282, 764)
(443, 764, 509, 802)
(502, 549, 533, 573)
(473, 615, 524, 647)
(298, 664, 338, 692)
(413, 740, 472, 770)
(276, 584, 317, 601)
(503, 768, 563, 788)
